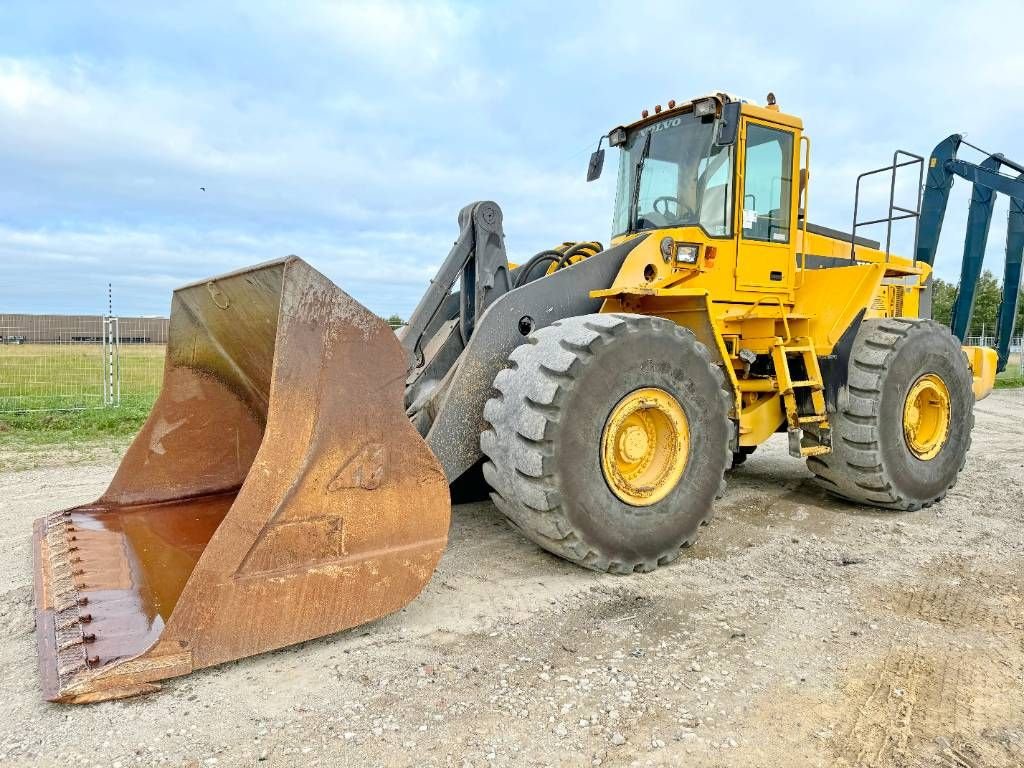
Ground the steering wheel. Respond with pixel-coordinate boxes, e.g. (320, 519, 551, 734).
(653, 196, 680, 217)
(652, 195, 696, 222)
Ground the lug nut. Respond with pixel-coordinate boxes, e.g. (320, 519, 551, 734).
(82, 633, 96, 643)
(80, 614, 92, 623)
(87, 655, 100, 666)
(77, 597, 88, 606)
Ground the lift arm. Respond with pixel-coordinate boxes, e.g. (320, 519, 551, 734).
(950, 154, 1000, 341)
(915, 134, 1024, 371)
(400, 201, 512, 369)
(1000, 193, 1024, 371)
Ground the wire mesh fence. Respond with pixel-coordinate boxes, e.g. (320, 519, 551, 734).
(0, 314, 111, 412)
(115, 317, 167, 407)
(0, 314, 167, 413)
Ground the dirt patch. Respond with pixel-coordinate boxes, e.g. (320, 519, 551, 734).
(0, 439, 129, 472)
(880, 555, 1024, 634)
(828, 554, 1024, 767)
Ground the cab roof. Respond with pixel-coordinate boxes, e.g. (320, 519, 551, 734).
(618, 93, 803, 135)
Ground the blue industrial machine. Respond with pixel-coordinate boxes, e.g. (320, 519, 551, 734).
(915, 135, 1024, 372)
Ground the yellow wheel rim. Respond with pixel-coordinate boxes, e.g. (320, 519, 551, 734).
(902, 373, 951, 460)
(600, 387, 689, 506)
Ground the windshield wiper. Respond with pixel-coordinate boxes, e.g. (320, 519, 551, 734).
(629, 131, 652, 231)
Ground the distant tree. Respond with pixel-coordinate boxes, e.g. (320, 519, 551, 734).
(931, 271, 1021, 338)
(968, 270, 1002, 336)
(385, 314, 405, 330)
(931, 277, 956, 326)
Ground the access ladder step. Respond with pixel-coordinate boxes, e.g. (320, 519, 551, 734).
(798, 414, 829, 424)
(799, 445, 832, 457)
(787, 427, 833, 459)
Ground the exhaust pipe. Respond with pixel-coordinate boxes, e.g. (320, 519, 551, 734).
(33, 257, 450, 703)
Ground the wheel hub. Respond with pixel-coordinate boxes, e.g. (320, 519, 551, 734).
(903, 373, 951, 460)
(618, 425, 650, 462)
(601, 387, 689, 506)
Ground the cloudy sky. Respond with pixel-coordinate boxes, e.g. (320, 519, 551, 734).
(3, 1, 1023, 318)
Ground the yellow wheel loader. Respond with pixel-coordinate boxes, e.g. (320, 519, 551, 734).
(33, 93, 1001, 703)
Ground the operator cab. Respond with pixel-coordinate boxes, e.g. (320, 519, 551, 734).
(590, 93, 796, 245)
(589, 93, 803, 293)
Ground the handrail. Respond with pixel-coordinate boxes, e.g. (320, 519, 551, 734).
(797, 135, 811, 288)
(741, 295, 792, 344)
(850, 151, 924, 262)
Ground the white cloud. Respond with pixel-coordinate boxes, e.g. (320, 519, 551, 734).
(299, 1, 472, 72)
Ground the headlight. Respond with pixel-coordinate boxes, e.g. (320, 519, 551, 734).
(608, 126, 627, 147)
(675, 244, 699, 264)
(694, 97, 717, 117)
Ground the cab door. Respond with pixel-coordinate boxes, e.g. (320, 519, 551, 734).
(735, 119, 798, 294)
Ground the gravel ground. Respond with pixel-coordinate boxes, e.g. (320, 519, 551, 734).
(1, 389, 1021, 768)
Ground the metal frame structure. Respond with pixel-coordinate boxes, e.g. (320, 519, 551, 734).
(916, 135, 1024, 371)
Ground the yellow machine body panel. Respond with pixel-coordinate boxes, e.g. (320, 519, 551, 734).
(963, 345, 998, 398)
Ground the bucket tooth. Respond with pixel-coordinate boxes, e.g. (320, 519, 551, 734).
(33, 256, 451, 704)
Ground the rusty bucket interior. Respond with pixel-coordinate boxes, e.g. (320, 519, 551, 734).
(33, 256, 451, 703)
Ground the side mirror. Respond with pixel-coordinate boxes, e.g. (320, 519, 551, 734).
(586, 148, 605, 182)
(715, 102, 741, 146)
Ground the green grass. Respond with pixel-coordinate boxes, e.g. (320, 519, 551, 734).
(0, 396, 155, 444)
(994, 353, 1023, 389)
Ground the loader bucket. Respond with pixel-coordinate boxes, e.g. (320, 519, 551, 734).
(32, 256, 450, 703)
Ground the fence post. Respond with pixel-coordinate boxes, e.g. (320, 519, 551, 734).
(102, 317, 109, 406)
(114, 317, 121, 406)
(103, 316, 120, 408)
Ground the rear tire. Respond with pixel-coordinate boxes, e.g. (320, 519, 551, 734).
(807, 318, 974, 510)
(480, 313, 731, 573)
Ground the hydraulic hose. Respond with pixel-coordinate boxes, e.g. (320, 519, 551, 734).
(514, 250, 565, 288)
(555, 241, 603, 270)
(514, 242, 604, 288)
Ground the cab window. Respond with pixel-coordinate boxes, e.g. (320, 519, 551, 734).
(697, 146, 733, 236)
(610, 113, 734, 237)
(742, 124, 793, 243)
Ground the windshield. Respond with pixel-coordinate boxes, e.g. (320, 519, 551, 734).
(611, 113, 734, 237)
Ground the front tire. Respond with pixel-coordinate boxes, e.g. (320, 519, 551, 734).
(807, 318, 974, 510)
(480, 313, 731, 573)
